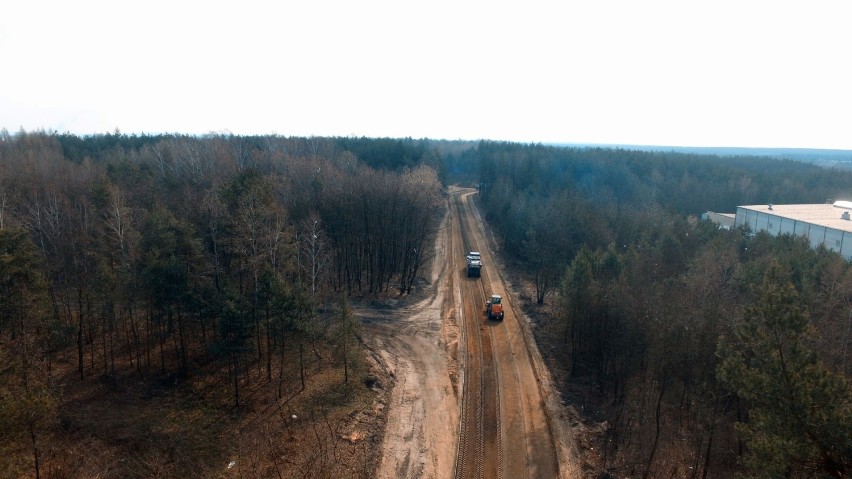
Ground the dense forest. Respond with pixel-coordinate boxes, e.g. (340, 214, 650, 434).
(0, 131, 443, 477)
(473, 142, 852, 478)
(1, 132, 850, 478)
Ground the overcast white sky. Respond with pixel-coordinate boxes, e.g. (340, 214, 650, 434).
(2, 1, 851, 149)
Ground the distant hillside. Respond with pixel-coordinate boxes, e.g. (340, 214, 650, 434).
(552, 143, 852, 169)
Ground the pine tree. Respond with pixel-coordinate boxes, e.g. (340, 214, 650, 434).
(718, 263, 851, 478)
(0, 229, 56, 479)
(333, 294, 361, 386)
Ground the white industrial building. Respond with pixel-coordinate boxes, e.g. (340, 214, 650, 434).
(701, 211, 735, 229)
(732, 201, 852, 261)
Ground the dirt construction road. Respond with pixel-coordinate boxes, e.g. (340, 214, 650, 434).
(364, 187, 580, 479)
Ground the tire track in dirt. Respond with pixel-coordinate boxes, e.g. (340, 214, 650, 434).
(364, 201, 458, 479)
(367, 186, 574, 479)
(453, 189, 500, 479)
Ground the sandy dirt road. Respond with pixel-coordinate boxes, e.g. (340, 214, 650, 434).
(364, 187, 580, 478)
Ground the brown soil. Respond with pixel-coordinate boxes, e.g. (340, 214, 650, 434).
(361, 186, 598, 478)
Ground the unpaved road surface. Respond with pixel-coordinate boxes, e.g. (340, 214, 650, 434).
(364, 187, 581, 479)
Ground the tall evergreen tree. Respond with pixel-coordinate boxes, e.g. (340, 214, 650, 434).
(0, 229, 55, 479)
(333, 293, 361, 386)
(718, 263, 851, 478)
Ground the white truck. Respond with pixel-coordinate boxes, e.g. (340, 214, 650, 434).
(466, 251, 482, 278)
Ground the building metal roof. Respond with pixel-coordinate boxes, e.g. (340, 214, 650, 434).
(737, 202, 852, 234)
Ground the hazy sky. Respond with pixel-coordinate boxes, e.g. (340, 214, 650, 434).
(2, 1, 851, 149)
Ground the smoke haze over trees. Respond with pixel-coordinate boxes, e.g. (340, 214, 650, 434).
(1, 132, 850, 477)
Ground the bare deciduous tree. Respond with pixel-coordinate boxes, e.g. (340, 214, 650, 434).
(297, 213, 330, 299)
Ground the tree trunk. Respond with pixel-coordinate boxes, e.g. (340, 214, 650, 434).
(643, 379, 667, 479)
(300, 340, 306, 392)
(265, 306, 272, 383)
(29, 420, 40, 479)
(232, 353, 240, 407)
(77, 304, 84, 380)
(701, 420, 714, 479)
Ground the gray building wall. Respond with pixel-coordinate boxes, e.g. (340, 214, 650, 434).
(843, 234, 852, 259)
(779, 217, 795, 235)
(735, 207, 852, 261)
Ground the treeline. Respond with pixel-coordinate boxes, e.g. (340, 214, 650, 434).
(0, 131, 443, 477)
(473, 142, 852, 478)
(50, 131, 443, 173)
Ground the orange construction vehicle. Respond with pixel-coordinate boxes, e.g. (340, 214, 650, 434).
(485, 294, 504, 321)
